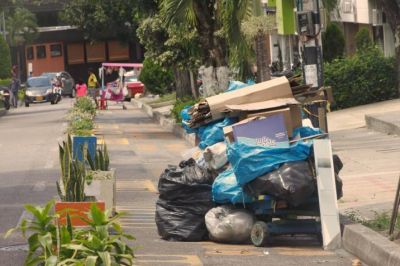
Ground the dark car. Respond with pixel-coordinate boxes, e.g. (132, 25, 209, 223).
(25, 76, 58, 107)
(41, 71, 75, 97)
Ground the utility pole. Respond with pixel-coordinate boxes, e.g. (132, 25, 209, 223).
(296, 0, 328, 132)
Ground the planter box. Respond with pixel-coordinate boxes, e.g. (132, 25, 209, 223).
(55, 201, 105, 227)
(85, 169, 116, 215)
(72, 135, 97, 161)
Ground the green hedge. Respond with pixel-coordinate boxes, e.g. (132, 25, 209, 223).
(0, 78, 11, 87)
(324, 47, 398, 109)
(139, 59, 173, 95)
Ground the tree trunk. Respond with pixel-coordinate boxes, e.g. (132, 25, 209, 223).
(255, 32, 271, 82)
(199, 65, 230, 97)
(174, 69, 192, 99)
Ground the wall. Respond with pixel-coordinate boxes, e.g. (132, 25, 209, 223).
(332, 0, 372, 24)
(25, 42, 65, 77)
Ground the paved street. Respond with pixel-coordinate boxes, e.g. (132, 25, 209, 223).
(0, 99, 356, 265)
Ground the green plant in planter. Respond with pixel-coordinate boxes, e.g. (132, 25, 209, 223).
(74, 96, 96, 116)
(87, 142, 110, 171)
(57, 136, 87, 202)
(5, 200, 74, 265)
(59, 204, 135, 265)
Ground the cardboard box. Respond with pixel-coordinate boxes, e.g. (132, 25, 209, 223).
(232, 113, 289, 148)
(206, 77, 293, 120)
(246, 105, 302, 137)
(223, 98, 302, 137)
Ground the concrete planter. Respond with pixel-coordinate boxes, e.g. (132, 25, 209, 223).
(55, 201, 105, 227)
(72, 135, 97, 161)
(85, 169, 116, 215)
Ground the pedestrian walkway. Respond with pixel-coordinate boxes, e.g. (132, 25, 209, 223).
(93, 102, 354, 266)
(327, 99, 400, 218)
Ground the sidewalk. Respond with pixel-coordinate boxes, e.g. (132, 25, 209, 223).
(94, 102, 355, 266)
(327, 100, 400, 218)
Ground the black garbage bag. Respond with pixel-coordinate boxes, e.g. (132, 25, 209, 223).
(244, 160, 316, 207)
(155, 159, 215, 241)
(156, 198, 213, 241)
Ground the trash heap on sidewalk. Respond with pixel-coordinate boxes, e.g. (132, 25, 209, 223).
(155, 77, 343, 245)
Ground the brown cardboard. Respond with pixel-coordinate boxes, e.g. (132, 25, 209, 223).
(206, 77, 293, 120)
(225, 98, 300, 112)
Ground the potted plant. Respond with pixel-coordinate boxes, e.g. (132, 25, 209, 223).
(85, 141, 117, 215)
(56, 136, 104, 226)
(6, 200, 135, 265)
(68, 96, 97, 161)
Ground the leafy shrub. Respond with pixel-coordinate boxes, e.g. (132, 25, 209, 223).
(322, 23, 345, 62)
(0, 36, 11, 79)
(355, 28, 373, 50)
(171, 97, 198, 122)
(139, 58, 173, 95)
(74, 96, 96, 116)
(324, 47, 398, 109)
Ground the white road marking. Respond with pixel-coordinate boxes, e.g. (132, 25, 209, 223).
(32, 181, 46, 192)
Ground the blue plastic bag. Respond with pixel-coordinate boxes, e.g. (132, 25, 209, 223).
(197, 117, 237, 150)
(212, 168, 254, 204)
(225, 81, 251, 92)
(181, 106, 196, 134)
(228, 127, 320, 185)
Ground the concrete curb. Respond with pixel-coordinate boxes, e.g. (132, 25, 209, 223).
(131, 99, 196, 146)
(365, 113, 400, 136)
(342, 223, 400, 266)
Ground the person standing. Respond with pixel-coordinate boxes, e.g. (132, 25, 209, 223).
(10, 66, 20, 108)
(87, 68, 100, 106)
(75, 79, 87, 97)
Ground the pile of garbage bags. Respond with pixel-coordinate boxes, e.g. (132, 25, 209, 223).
(155, 78, 344, 243)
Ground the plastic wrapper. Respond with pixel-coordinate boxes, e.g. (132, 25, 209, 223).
(204, 142, 228, 170)
(197, 117, 237, 150)
(212, 168, 254, 204)
(244, 161, 316, 206)
(205, 206, 255, 243)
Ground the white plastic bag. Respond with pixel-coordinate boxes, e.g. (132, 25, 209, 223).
(204, 142, 227, 170)
(122, 86, 129, 96)
(205, 205, 255, 243)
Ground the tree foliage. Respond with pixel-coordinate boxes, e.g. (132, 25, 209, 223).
(0, 36, 11, 79)
(139, 59, 174, 95)
(62, 0, 157, 43)
(355, 28, 373, 50)
(5, 7, 38, 46)
(322, 23, 345, 62)
(325, 47, 398, 109)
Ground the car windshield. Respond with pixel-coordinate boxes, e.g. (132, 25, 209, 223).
(41, 72, 57, 78)
(27, 77, 51, 88)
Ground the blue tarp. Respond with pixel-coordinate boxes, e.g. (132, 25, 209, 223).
(197, 117, 237, 149)
(212, 168, 254, 204)
(225, 80, 255, 92)
(227, 127, 322, 185)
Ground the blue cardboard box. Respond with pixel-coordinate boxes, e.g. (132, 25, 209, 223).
(232, 113, 289, 148)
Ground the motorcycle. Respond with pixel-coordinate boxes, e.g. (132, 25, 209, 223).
(51, 79, 63, 104)
(0, 86, 11, 110)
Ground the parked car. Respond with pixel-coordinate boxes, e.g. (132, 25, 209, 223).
(123, 70, 144, 101)
(25, 76, 59, 107)
(41, 71, 75, 98)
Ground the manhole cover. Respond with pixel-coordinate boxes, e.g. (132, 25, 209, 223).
(0, 244, 29, 251)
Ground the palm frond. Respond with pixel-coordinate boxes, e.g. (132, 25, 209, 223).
(160, 0, 196, 26)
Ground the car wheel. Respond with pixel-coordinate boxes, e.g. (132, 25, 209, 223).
(25, 102, 29, 107)
(51, 100, 56, 105)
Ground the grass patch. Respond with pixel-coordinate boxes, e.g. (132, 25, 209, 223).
(147, 92, 176, 104)
(0, 78, 11, 87)
(171, 97, 198, 123)
(346, 210, 400, 235)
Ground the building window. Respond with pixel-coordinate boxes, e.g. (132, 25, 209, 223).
(50, 44, 62, 57)
(26, 46, 34, 60)
(36, 45, 46, 59)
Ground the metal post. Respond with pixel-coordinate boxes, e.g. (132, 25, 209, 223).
(389, 175, 400, 237)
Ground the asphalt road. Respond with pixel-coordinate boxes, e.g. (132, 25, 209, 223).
(0, 98, 72, 265)
(0, 99, 358, 265)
